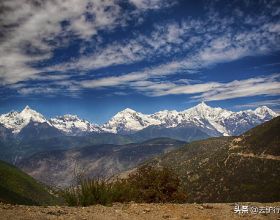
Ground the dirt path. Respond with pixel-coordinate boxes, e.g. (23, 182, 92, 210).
(233, 152, 280, 160)
(0, 202, 279, 220)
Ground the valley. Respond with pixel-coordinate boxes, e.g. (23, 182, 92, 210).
(18, 138, 185, 186)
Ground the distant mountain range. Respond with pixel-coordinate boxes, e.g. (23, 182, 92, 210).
(0, 102, 278, 139)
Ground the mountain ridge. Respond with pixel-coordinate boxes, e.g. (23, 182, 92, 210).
(0, 102, 278, 137)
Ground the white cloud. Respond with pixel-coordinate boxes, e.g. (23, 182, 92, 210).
(1, 0, 280, 104)
(197, 77, 280, 101)
(15, 81, 81, 98)
(81, 72, 145, 88)
(81, 72, 280, 102)
(150, 82, 222, 96)
(0, 0, 126, 84)
(1, 0, 176, 85)
(156, 74, 280, 101)
(49, 39, 145, 72)
(129, 0, 175, 10)
(234, 99, 280, 110)
(47, 21, 189, 72)
(79, 59, 192, 89)
(46, 5, 280, 79)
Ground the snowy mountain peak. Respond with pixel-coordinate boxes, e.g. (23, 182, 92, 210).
(50, 114, 100, 135)
(254, 106, 278, 119)
(183, 102, 233, 120)
(23, 105, 30, 110)
(195, 101, 209, 108)
(109, 108, 141, 121)
(189, 102, 216, 111)
(152, 109, 179, 116)
(21, 105, 43, 116)
(110, 108, 138, 120)
(57, 114, 81, 121)
(255, 105, 276, 115)
(101, 104, 278, 135)
(102, 108, 160, 134)
(0, 106, 47, 133)
(119, 108, 137, 114)
(192, 102, 215, 113)
(0, 103, 278, 137)
(20, 106, 46, 121)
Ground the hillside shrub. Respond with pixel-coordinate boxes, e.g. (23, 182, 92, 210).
(127, 165, 187, 203)
(62, 165, 187, 206)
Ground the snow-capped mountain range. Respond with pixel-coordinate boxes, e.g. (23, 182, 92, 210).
(0, 102, 278, 137)
(49, 114, 101, 135)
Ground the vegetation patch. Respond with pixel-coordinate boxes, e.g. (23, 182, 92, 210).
(62, 165, 187, 206)
(0, 160, 59, 205)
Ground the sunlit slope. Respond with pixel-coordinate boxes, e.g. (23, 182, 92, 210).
(147, 117, 280, 202)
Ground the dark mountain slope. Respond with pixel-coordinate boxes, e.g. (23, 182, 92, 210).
(129, 125, 210, 142)
(0, 124, 13, 141)
(146, 116, 280, 202)
(0, 133, 134, 164)
(17, 121, 63, 140)
(0, 160, 57, 205)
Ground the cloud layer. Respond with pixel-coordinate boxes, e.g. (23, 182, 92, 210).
(0, 0, 280, 104)
(1, 0, 175, 84)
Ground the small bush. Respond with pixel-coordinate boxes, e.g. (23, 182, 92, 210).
(62, 165, 187, 206)
(62, 187, 79, 206)
(61, 178, 130, 206)
(127, 165, 187, 203)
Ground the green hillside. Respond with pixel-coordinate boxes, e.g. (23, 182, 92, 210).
(0, 160, 58, 205)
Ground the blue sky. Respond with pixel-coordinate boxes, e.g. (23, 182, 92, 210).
(0, 0, 280, 124)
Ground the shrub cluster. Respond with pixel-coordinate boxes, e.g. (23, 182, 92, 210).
(62, 165, 187, 206)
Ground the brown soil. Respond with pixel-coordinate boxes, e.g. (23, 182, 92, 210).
(0, 202, 279, 220)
